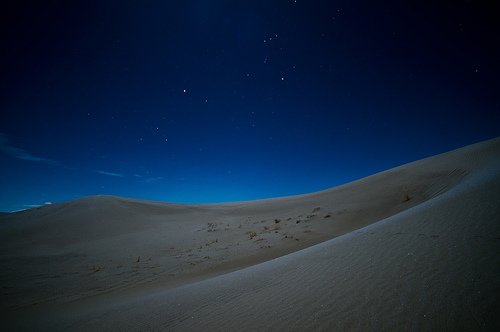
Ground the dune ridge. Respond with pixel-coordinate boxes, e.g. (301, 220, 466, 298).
(1, 137, 500, 330)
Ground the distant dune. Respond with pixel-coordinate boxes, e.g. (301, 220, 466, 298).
(1, 137, 499, 331)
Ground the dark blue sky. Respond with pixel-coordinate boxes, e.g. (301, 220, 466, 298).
(1, 1, 499, 212)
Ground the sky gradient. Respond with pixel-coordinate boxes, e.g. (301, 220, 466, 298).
(1, 1, 499, 212)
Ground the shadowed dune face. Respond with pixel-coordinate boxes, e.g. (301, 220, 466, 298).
(0, 138, 499, 330)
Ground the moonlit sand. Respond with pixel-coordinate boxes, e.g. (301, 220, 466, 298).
(1, 138, 499, 331)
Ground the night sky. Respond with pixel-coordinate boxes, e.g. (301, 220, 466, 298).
(1, 1, 499, 212)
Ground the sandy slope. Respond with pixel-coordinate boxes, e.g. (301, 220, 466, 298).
(1, 137, 499, 331)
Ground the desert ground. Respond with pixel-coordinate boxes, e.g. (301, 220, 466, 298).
(1, 137, 499, 331)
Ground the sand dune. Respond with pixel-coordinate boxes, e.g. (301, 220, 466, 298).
(1, 137, 499, 331)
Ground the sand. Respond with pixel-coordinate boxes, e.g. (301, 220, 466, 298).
(1, 137, 499, 331)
